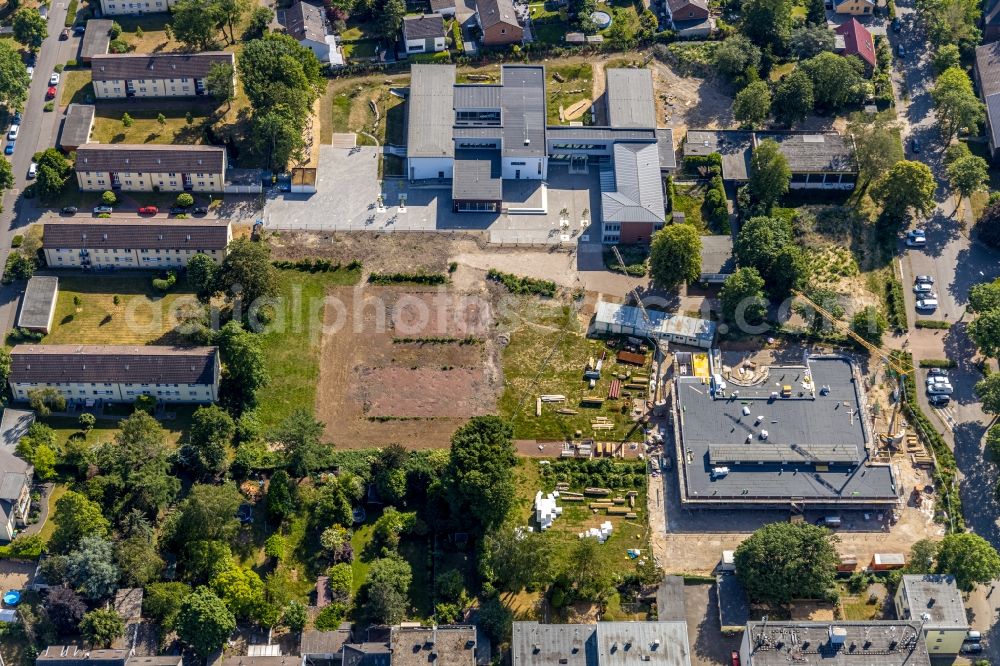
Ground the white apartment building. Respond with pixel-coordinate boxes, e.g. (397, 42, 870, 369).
(91, 52, 234, 99)
(44, 221, 231, 269)
(75, 144, 226, 193)
(10, 345, 221, 404)
(98, 0, 178, 15)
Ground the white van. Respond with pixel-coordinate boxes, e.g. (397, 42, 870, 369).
(916, 298, 938, 311)
(27, 162, 37, 179)
(7, 124, 18, 141)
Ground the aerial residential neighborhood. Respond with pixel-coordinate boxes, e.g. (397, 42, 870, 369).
(2, 0, 1000, 665)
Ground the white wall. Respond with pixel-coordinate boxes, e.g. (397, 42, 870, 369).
(100, 0, 177, 14)
(408, 156, 453, 180)
(501, 156, 546, 180)
(300, 38, 331, 63)
(45, 247, 225, 269)
(11, 379, 218, 403)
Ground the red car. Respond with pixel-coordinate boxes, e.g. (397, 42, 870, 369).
(45, 86, 57, 100)
(138, 206, 158, 215)
(732, 652, 740, 666)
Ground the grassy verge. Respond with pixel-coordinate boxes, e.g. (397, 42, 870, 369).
(671, 183, 706, 232)
(59, 69, 93, 106)
(255, 267, 362, 430)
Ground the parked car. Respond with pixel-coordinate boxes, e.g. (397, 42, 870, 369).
(59, 28, 70, 40)
(961, 643, 982, 654)
(12, 111, 21, 124)
(897, 44, 906, 58)
(910, 138, 920, 153)
(24, 52, 35, 67)
(928, 368, 949, 376)
(73, 25, 86, 35)
(27, 162, 37, 179)
(4, 141, 14, 156)
(927, 383, 954, 395)
(192, 206, 209, 216)
(45, 86, 57, 100)
(93, 205, 113, 214)
(60, 206, 78, 215)
(906, 229, 927, 247)
(892, 17, 901, 31)
(916, 298, 938, 310)
(928, 394, 951, 407)
(966, 631, 982, 642)
(913, 282, 934, 294)
(915, 274, 934, 284)
(138, 205, 159, 215)
(25, 66, 33, 80)
(168, 206, 188, 215)
(7, 124, 18, 141)
(926, 375, 949, 385)
(49, 72, 60, 86)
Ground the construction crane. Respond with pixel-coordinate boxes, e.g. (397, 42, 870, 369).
(611, 245, 668, 404)
(611, 245, 654, 327)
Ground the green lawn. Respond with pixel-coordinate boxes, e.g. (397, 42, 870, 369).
(40, 275, 202, 346)
(36, 483, 68, 544)
(350, 517, 378, 594)
(255, 268, 362, 430)
(547, 63, 594, 125)
(671, 183, 706, 232)
(60, 69, 94, 106)
(343, 40, 378, 60)
(769, 62, 796, 82)
(91, 102, 217, 146)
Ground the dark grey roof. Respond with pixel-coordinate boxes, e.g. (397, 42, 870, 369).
(976, 42, 1000, 151)
(18, 276, 58, 331)
(743, 622, 929, 666)
(342, 643, 390, 666)
(656, 576, 686, 622)
(596, 622, 690, 666)
(511, 623, 598, 666)
(656, 129, 677, 170)
(500, 66, 546, 158)
(667, 0, 708, 14)
(605, 69, 656, 129)
(756, 132, 856, 174)
(987, 0, 1000, 27)
(11, 345, 219, 386)
(545, 127, 658, 141)
(454, 84, 502, 109)
(476, 0, 520, 29)
(601, 142, 665, 224)
(698, 235, 735, 276)
(60, 104, 95, 150)
(453, 150, 502, 201)
(453, 127, 500, 140)
(91, 52, 234, 81)
(37, 646, 128, 666)
(114, 588, 143, 621)
(675, 357, 897, 503)
(0, 409, 34, 454)
(285, 0, 328, 42)
(898, 575, 969, 630)
(431, 0, 457, 10)
(716, 574, 749, 631)
(75, 144, 226, 174)
(81, 19, 113, 60)
(683, 130, 752, 181)
(301, 629, 351, 655)
(44, 220, 230, 251)
(221, 658, 301, 666)
(407, 65, 456, 159)
(125, 659, 182, 666)
(389, 626, 477, 666)
(403, 14, 447, 40)
(0, 448, 31, 501)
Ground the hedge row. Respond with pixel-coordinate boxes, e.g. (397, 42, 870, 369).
(915, 319, 951, 329)
(704, 175, 728, 232)
(486, 269, 557, 297)
(272, 258, 361, 273)
(884, 274, 908, 331)
(368, 272, 448, 285)
(683, 153, 722, 176)
(918, 359, 957, 368)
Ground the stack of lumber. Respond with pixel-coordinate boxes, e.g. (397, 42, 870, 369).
(608, 379, 621, 399)
(581, 397, 605, 407)
(585, 487, 612, 496)
(617, 351, 646, 366)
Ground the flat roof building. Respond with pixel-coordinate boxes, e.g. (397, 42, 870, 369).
(512, 622, 691, 666)
(593, 301, 716, 349)
(389, 626, 477, 666)
(673, 356, 897, 508)
(81, 19, 114, 62)
(59, 104, 95, 152)
(18, 276, 58, 334)
(739, 622, 929, 666)
(894, 575, 969, 656)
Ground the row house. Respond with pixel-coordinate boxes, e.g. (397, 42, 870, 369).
(10, 345, 221, 404)
(75, 144, 226, 193)
(91, 52, 234, 99)
(43, 220, 230, 269)
(98, 0, 179, 15)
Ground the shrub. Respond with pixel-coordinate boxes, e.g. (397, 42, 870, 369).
(683, 152, 723, 176)
(918, 358, 957, 368)
(0, 534, 45, 559)
(152, 270, 177, 293)
(53, 63, 64, 73)
(109, 38, 129, 53)
(65, 0, 79, 26)
(11, 235, 23, 248)
(915, 320, 951, 329)
(885, 275, 908, 331)
(102, 191, 117, 205)
(486, 269, 557, 297)
(43, 102, 54, 112)
(65, 59, 78, 68)
(368, 272, 448, 285)
(314, 602, 348, 630)
(176, 193, 194, 207)
(110, 21, 122, 38)
(97, 213, 111, 218)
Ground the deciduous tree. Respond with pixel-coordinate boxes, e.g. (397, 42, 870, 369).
(851, 305, 887, 346)
(445, 416, 517, 531)
(742, 0, 792, 49)
(51, 491, 110, 554)
(179, 405, 235, 479)
(211, 564, 265, 620)
(80, 608, 126, 648)
(171, 0, 223, 49)
(947, 154, 988, 209)
(936, 532, 1000, 591)
(734, 81, 772, 127)
(932, 67, 985, 142)
(0, 41, 31, 112)
(802, 52, 864, 109)
(790, 24, 835, 59)
(13, 8, 46, 49)
(749, 139, 790, 211)
(975, 372, 1000, 412)
(649, 224, 702, 288)
(206, 62, 236, 110)
(969, 280, 1000, 312)
(66, 536, 120, 601)
(713, 35, 762, 81)
(773, 69, 814, 127)
(734, 523, 839, 602)
(176, 586, 236, 656)
(275, 409, 327, 478)
(216, 238, 279, 315)
(849, 118, 904, 188)
(363, 556, 412, 625)
(720, 267, 767, 326)
(44, 586, 86, 635)
(171, 484, 242, 545)
(871, 160, 936, 220)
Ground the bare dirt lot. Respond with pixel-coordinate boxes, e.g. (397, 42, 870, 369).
(649, 61, 734, 143)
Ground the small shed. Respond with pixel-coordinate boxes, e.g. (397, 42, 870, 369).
(81, 19, 114, 63)
(114, 587, 143, 622)
(59, 104, 96, 152)
(18, 276, 58, 334)
(716, 573, 749, 634)
(870, 553, 906, 571)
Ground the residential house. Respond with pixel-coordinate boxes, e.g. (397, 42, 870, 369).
(0, 449, 32, 542)
(10, 345, 221, 404)
(91, 52, 234, 99)
(58, 104, 95, 152)
(17, 276, 58, 334)
(389, 626, 477, 666)
(341, 643, 391, 666)
(75, 144, 226, 193)
(831, 0, 875, 14)
(43, 220, 231, 269)
(834, 18, 876, 73)
(683, 130, 858, 189)
(511, 621, 691, 666)
(475, 0, 523, 46)
(976, 41, 1000, 160)
(80, 19, 114, 63)
(894, 574, 970, 656)
(664, 0, 713, 37)
(301, 626, 352, 665)
(403, 15, 448, 55)
(430, 0, 458, 17)
(97, 0, 178, 15)
(284, 0, 344, 65)
(740, 622, 928, 666)
(36, 649, 182, 666)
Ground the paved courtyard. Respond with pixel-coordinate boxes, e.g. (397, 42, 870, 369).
(263, 146, 604, 245)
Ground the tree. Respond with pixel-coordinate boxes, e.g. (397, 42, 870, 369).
(238, 33, 321, 113)
(115, 534, 164, 587)
(568, 0, 597, 31)
(13, 8, 47, 49)
(176, 586, 237, 657)
(0, 156, 13, 192)
(28, 388, 66, 416)
(328, 562, 354, 600)
(802, 52, 864, 109)
(790, 24, 835, 59)
(45, 586, 86, 635)
(986, 425, 1000, 462)
(906, 539, 940, 573)
(734, 523, 839, 603)
(179, 405, 235, 478)
(749, 139, 790, 211)
(121, 112, 134, 128)
(915, 0, 980, 51)
(713, 35, 761, 81)
(976, 372, 1000, 413)
(217, 237, 279, 315)
(363, 556, 412, 625)
(735, 216, 792, 272)
(734, 81, 772, 127)
(51, 491, 110, 554)
(566, 537, 614, 601)
(211, 564, 265, 619)
(850, 305, 887, 346)
(969, 280, 1000, 313)
(182, 540, 234, 585)
(206, 62, 236, 110)
(932, 67, 985, 142)
(275, 408, 327, 477)
(216, 0, 252, 43)
(79, 412, 96, 430)
(976, 200, 1000, 249)
(720, 268, 767, 326)
(806, 0, 826, 25)
(446, 416, 518, 531)
(932, 44, 962, 73)
(742, 0, 792, 49)
(171, 0, 222, 49)
(80, 609, 125, 648)
(218, 321, 268, 409)
(171, 483, 243, 544)
(186, 253, 220, 301)
(283, 600, 308, 633)
(947, 154, 988, 209)
(266, 469, 295, 522)
(66, 536, 121, 600)
(849, 118, 904, 188)
(649, 224, 702, 288)
(871, 160, 936, 220)
(478, 596, 513, 644)
(143, 582, 192, 631)
(773, 69, 814, 127)
(244, 6, 273, 39)
(936, 532, 1000, 591)
(156, 113, 167, 131)
(0, 41, 30, 112)
(375, 0, 406, 41)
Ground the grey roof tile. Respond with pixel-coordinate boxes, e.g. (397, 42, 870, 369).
(403, 14, 447, 40)
(75, 144, 226, 174)
(285, 0, 328, 42)
(476, 0, 521, 29)
(11, 345, 219, 385)
(91, 52, 233, 81)
(43, 220, 230, 251)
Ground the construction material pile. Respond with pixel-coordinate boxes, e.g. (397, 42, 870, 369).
(535, 491, 563, 530)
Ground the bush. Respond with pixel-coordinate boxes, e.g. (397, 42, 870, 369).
(915, 320, 951, 329)
(885, 275, 908, 331)
(4, 253, 36, 282)
(152, 271, 177, 293)
(64, 59, 78, 68)
(110, 21, 122, 38)
(102, 191, 117, 205)
(368, 272, 448, 285)
(486, 269, 557, 297)
(0, 534, 44, 559)
(919, 358, 957, 368)
(314, 602, 348, 630)
(53, 63, 64, 73)
(272, 258, 347, 273)
(43, 102, 54, 112)
(97, 213, 111, 218)
(683, 152, 723, 176)
(11, 235, 23, 248)
(176, 193, 194, 208)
